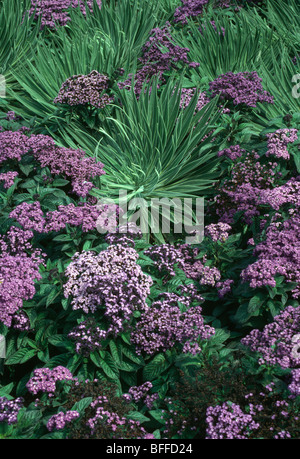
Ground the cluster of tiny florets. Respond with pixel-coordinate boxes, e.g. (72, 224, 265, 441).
(54, 71, 113, 109)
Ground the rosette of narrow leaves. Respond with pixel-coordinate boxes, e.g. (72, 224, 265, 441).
(58, 79, 223, 242)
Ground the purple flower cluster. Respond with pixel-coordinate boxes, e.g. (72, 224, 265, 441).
(54, 71, 113, 109)
(266, 129, 298, 160)
(28, 0, 102, 28)
(241, 215, 300, 297)
(86, 395, 151, 439)
(9, 201, 120, 234)
(185, 262, 222, 286)
(241, 305, 300, 369)
(144, 243, 223, 287)
(131, 288, 214, 355)
(68, 318, 106, 354)
(205, 401, 260, 439)
(173, 0, 209, 24)
(0, 397, 24, 425)
(64, 244, 153, 336)
(214, 151, 280, 224)
(123, 383, 159, 409)
(179, 88, 210, 112)
(9, 202, 45, 233)
(12, 311, 31, 331)
(218, 145, 245, 160)
(0, 249, 44, 327)
(144, 243, 192, 277)
(123, 382, 153, 403)
(0, 131, 30, 164)
(47, 410, 80, 431)
(288, 369, 300, 397)
(29, 134, 105, 197)
(0, 171, 18, 189)
(216, 279, 234, 298)
(204, 222, 231, 242)
(209, 72, 274, 108)
(26, 366, 73, 396)
(259, 177, 300, 211)
(0, 131, 105, 197)
(173, 0, 245, 24)
(118, 23, 199, 96)
(0, 227, 35, 255)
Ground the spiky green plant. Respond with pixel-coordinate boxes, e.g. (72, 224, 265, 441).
(174, 10, 280, 81)
(66, 0, 167, 56)
(55, 79, 224, 242)
(0, 0, 38, 99)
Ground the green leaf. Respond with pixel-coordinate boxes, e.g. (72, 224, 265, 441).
(149, 409, 166, 424)
(71, 397, 93, 414)
(0, 383, 14, 397)
(143, 354, 167, 380)
(248, 295, 264, 315)
(126, 411, 150, 424)
(5, 348, 37, 365)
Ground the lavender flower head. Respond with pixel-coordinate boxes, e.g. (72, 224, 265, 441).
(205, 402, 260, 439)
(0, 397, 24, 425)
(47, 410, 80, 431)
(241, 305, 300, 369)
(209, 71, 274, 108)
(54, 71, 113, 109)
(28, 0, 102, 29)
(26, 366, 74, 396)
(204, 222, 231, 242)
(118, 23, 199, 96)
(266, 129, 298, 160)
(64, 244, 153, 337)
(131, 288, 214, 355)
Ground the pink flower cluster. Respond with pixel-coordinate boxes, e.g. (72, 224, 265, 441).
(26, 366, 73, 396)
(241, 215, 300, 297)
(64, 244, 153, 336)
(54, 71, 113, 108)
(10, 202, 120, 233)
(266, 129, 298, 160)
(205, 401, 260, 439)
(0, 171, 18, 189)
(132, 288, 214, 355)
(241, 305, 300, 369)
(27, 0, 102, 28)
(47, 410, 80, 431)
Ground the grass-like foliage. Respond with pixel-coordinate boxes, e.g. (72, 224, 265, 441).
(0, 0, 300, 441)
